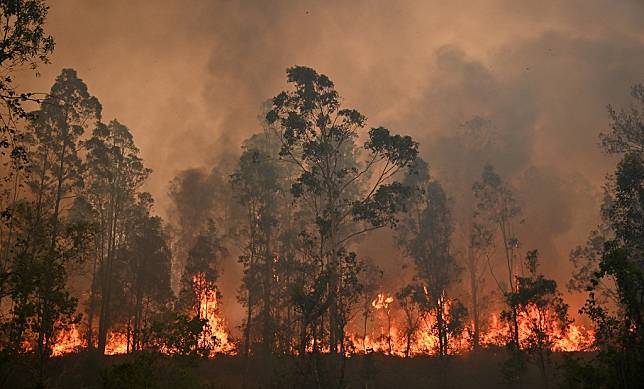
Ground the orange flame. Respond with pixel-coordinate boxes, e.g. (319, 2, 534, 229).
(44, 288, 593, 358)
(50, 324, 83, 356)
(192, 273, 236, 356)
(349, 291, 595, 357)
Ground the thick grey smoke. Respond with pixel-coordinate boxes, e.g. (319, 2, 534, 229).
(20, 0, 644, 320)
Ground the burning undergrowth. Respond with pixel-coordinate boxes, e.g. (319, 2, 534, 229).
(46, 290, 593, 359)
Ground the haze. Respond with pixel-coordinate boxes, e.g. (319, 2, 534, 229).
(18, 0, 644, 322)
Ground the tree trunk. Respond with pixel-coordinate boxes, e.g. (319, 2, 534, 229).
(469, 247, 480, 350)
(38, 140, 68, 376)
(244, 289, 253, 358)
(363, 310, 368, 353)
(261, 224, 273, 354)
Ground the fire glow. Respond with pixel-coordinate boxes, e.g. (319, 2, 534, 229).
(47, 273, 236, 357)
(192, 273, 236, 356)
(48, 289, 593, 358)
(349, 293, 595, 357)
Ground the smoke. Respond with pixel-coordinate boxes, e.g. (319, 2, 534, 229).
(18, 0, 644, 321)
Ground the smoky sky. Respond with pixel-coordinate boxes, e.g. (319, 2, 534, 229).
(19, 0, 644, 316)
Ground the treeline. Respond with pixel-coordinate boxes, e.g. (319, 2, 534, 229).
(0, 66, 178, 356)
(0, 66, 233, 360)
(164, 64, 643, 388)
(165, 67, 580, 387)
(0, 1, 642, 389)
(0, 1, 220, 379)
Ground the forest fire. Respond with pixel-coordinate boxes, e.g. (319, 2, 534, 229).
(46, 288, 593, 359)
(348, 314, 594, 357)
(1, 2, 641, 386)
(50, 325, 83, 356)
(345, 292, 595, 357)
(192, 273, 236, 356)
(49, 327, 139, 356)
(48, 273, 236, 357)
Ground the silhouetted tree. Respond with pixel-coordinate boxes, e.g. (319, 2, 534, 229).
(473, 164, 522, 350)
(504, 250, 570, 387)
(178, 220, 227, 318)
(398, 160, 464, 356)
(7, 69, 99, 369)
(359, 258, 382, 352)
(84, 119, 150, 353)
(0, 0, 55, 224)
(567, 84, 644, 388)
(122, 193, 173, 351)
(266, 65, 418, 357)
(466, 218, 494, 350)
(396, 284, 423, 357)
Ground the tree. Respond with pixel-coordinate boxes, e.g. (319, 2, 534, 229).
(266, 65, 418, 355)
(0, 0, 55, 208)
(396, 284, 423, 357)
(168, 166, 232, 291)
(358, 258, 382, 352)
(465, 218, 494, 350)
(567, 84, 644, 388)
(568, 193, 616, 304)
(231, 130, 298, 357)
(398, 161, 464, 356)
(473, 164, 522, 350)
(504, 250, 570, 387)
(122, 193, 173, 352)
(0, 0, 54, 310)
(430, 117, 512, 351)
(371, 292, 394, 354)
(600, 84, 644, 154)
(178, 220, 227, 318)
(84, 119, 150, 353)
(4, 69, 100, 370)
(576, 153, 644, 388)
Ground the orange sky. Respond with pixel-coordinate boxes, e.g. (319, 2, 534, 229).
(17, 0, 644, 324)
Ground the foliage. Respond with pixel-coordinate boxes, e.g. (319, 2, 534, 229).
(101, 352, 201, 389)
(266, 65, 418, 357)
(397, 160, 465, 356)
(566, 84, 644, 388)
(178, 220, 227, 316)
(600, 84, 644, 154)
(503, 250, 570, 386)
(0, 0, 55, 185)
(473, 163, 522, 349)
(396, 285, 423, 357)
(149, 313, 211, 357)
(2, 69, 99, 365)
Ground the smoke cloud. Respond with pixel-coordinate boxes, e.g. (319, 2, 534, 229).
(19, 0, 644, 321)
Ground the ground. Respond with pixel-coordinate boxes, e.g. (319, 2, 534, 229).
(1, 348, 589, 388)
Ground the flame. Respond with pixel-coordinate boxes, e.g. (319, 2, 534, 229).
(42, 287, 593, 358)
(51, 324, 84, 356)
(372, 293, 394, 310)
(553, 322, 595, 352)
(192, 273, 236, 356)
(354, 297, 469, 356)
(348, 291, 595, 357)
(48, 273, 236, 357)
(478, 306, 596, 352)
(23, 324, 130, 357)
(104, 331, 129, 355)
(49, 328, 130, 356)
